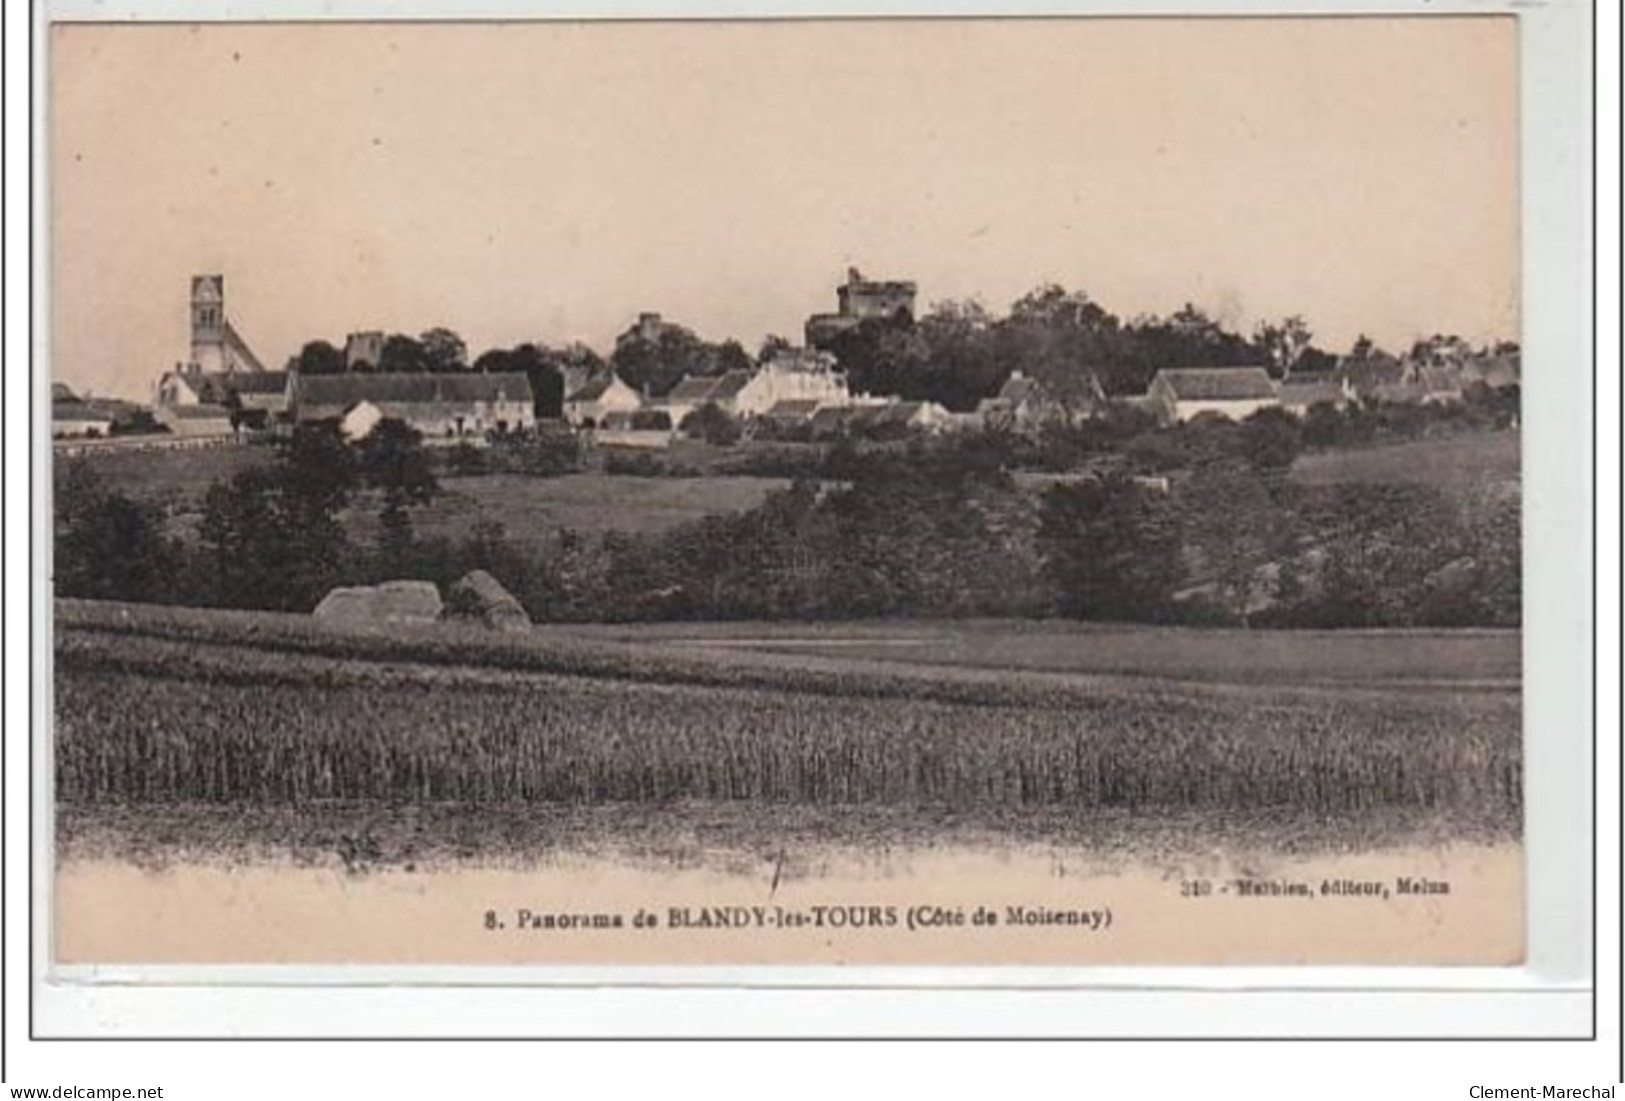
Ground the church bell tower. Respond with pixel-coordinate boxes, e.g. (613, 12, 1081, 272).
(190, 274, 226, 373)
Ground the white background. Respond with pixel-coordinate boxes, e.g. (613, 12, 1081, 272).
(6, 0, 1618, 1094)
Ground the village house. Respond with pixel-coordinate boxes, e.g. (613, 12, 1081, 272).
(292, 372, 536, 442)
(51, 383, 142, 439)
(657, 348, 867, 429)
(563, 371, 643, 428)
(1144, 367, 1280, 424)
(1276, 375, 1355, 417)
(155, 366, 296, 432)
(595, 409, 676, 450)
(1370, 364, 1466, 406)
(154, 403, 237, 438)
(761, 399, 824, 430)
(730, 349, 853, 417)
(654, 370, 755, 426)
(1333, 353, 1408, 401)
(221, 371, 293, 421)
(1460, 349, 1520, 390)
(51, 401, 114, 439)
(808, 400, 952, 439)
(975, 369, 1098, 429)
(869, 400, 954, 435)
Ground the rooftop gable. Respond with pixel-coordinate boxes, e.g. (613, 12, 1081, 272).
(1155, 367, 1277, 401)
(296, 371, 533, 408)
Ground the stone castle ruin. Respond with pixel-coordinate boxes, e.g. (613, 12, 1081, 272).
(804, 267, 918, 348)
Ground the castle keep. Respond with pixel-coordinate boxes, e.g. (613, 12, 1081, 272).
(804, 268, 918, 348)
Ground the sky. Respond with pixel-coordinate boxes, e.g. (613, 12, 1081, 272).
(50, 17, 1519, 401)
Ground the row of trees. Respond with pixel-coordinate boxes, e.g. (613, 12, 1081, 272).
(814, 290, 1346, 412)
(55, 415, 1516, 630)
(56, 422, 440, 613)
(280, 287, 1515, 429)
(293, 328, 472, 375)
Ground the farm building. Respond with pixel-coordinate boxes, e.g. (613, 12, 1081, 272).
(761, 399, 823, 428)
(656, 349, 860, 425)
(220, 371, 294, 424)
(596, 408, 675, 449)
(51, 384, 140, 439)
(809, 400, 952, 438)
(730, 349, 853, 417)
(1371, 365, 1465, 406)
(654, 370, 754, 424)
(292, 372, 536, 440)
(872, 400, 953, 434)
(1333, 353, 1408, 400)
(976, 369, 1099, 429)
(51, 401, 114, 439)
(1144, 367, 1279, 424)
(154, 402, 236, 438)
(563, 371, 643, 428)
(157, 368, 293, 429)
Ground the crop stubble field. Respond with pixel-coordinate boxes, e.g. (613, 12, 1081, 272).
(53, 600, 1521, 873)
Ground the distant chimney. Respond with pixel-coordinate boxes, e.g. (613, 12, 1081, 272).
(637, 312, 663, 343)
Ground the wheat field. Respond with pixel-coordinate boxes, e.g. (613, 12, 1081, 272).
(52, 600, 1521, 868)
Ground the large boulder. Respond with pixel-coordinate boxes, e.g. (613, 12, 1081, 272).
(313, 580, 443, 626)
(446, 570, 531, 632)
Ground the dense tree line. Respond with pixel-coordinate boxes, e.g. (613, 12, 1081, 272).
(815, 289, 1335, 411)
(607, 318, 753, 398)
(55, 410, 1518, 630)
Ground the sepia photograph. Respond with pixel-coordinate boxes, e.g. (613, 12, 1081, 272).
(46, 14, 1528, 969)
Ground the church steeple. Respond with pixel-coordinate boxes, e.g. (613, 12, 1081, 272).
(190, 274, 225, 372)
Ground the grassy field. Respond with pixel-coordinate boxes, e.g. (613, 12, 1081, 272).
(63, 432, 1517, 557)
(63, 442, 789, 549)
(59, 442, 273, 505)
(54, 599, 1521, 871)
(549, 618, 1519, 688)
(1290, 431, 1520, 490)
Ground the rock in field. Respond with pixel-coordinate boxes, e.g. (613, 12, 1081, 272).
(313, 580, 444, 626)
(446, 570, 531, 632)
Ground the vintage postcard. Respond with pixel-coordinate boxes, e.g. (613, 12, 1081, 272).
(47, 14, 1525, 969)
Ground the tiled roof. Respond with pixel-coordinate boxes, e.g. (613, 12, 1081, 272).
(296, 372, 533, 409)
(809, 406, 853, 431)
(665, 375, 724, 403)
(1277, 378, 1346, 406)
(1154, 367, 1277, 401)
(170, 403, 233, 420)
(224, 371, 290, 395)
(764, 400, 821, 421)
(52, 401, 111, 422)
(1335, 355, 1408, 391)
(706, 370, 754, 402)
(567, 373, 620, 403)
